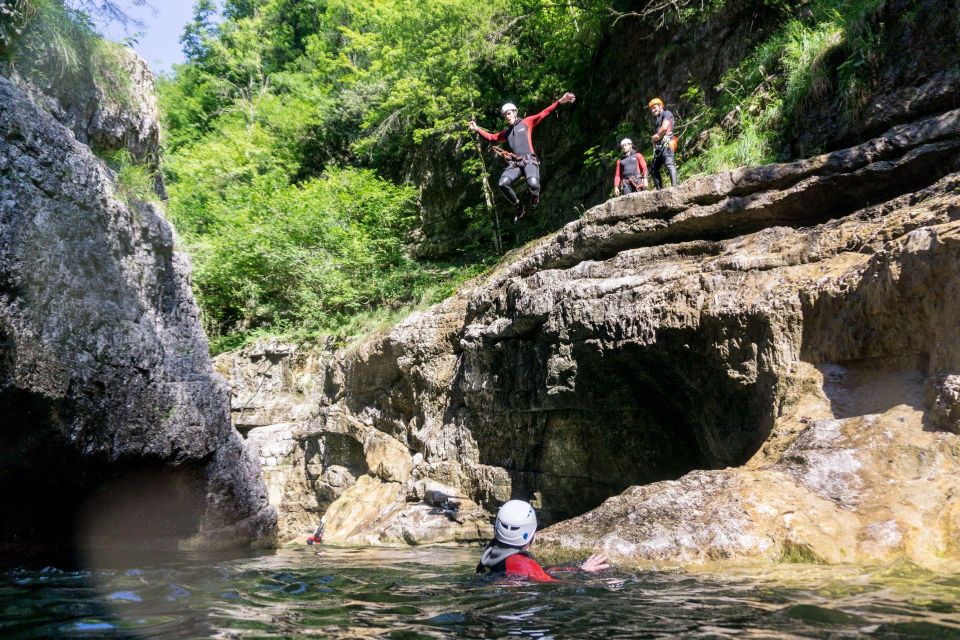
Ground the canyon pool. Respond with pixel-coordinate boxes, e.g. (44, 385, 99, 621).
(1, 546, 958, 639)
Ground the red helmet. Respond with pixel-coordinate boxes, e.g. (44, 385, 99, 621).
(648, 97, 664, 108)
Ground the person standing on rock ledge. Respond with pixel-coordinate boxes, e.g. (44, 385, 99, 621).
(648, 97, 678, 189)
(614, 138, 649, 195)
(469, 92, 576, 222)
(476, 500, 609, 582)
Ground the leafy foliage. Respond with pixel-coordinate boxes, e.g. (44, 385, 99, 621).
(154, 0, 901, 349)
(160, 0, 612, 348)
(2, 0, 148, 123)
(8, 0, 904, 351)
(678, 0, 891, 179)
(2, 0, 97, 83)
(183, 167, 424, 339)
(101, 148, 158, 203)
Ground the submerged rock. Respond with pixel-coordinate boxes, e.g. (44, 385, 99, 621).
(0, 67, 275, 551)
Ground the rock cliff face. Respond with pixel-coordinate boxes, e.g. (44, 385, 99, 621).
(4, 44, 162, 165)
(0, 60, 275, 552)
(224, 106, 960, 569)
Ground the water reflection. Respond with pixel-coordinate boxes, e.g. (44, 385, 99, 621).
(0, 547, 958, 638)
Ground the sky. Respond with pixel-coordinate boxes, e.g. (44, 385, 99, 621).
(99, 0, 199, 76)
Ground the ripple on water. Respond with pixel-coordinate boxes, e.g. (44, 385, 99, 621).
(1, 548, 959, 639)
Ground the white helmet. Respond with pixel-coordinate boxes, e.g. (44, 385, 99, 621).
(494, 499, 537, 546)
(620, 138, 633, 147)
(501, 102, 518, 115)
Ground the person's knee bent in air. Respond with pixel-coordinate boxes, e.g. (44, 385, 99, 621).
(613, 138, 649, 196)
(498, 165, 524, 207)
(476, 500, 609, 582)
(469, 93, 575, 221)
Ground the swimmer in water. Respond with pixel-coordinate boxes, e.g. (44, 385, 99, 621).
(475, 500, 609, 582)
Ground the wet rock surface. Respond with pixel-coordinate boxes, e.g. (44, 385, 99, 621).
(0, 73, 275, 552)
(223, 108, 960, 568)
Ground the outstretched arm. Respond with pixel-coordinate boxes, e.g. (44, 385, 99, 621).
(580, 554, 609, 572)
(469, 119, 507, 142)
(508, 554, 557, 582)
(526, 92, 576, 127)
(546, 553, 611, 575)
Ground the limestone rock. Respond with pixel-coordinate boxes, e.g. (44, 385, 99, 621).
(221, 341, 373, 540)
(322, 474, 492, 546)
(221, 107, 960, 569)
(364, 429, 413, 483)
(214, 340, 321, 431)
(0, 73, 275, 551)
(537, 402, 960, 572)
(3, 44, 161, 167)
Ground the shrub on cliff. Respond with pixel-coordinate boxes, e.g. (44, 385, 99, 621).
(170, 163, 460, 350)
(1, 0, 142, 100)
(158, 0, 934, 349)
(679, 0, 895, 177)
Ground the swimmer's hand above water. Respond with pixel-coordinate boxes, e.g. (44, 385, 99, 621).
(580, 554, 610, 573)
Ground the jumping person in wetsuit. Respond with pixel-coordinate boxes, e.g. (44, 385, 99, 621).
(476, 500, 609, 582)
(648, 97, 678, 189)
(469, 92, 576, 222)
(613, 138, 649, 195)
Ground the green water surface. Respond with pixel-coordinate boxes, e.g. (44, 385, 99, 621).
(1, 546, 958, 638)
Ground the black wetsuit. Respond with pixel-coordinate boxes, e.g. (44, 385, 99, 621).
(476, 101, 559, 206)
(614, 150, 648, 194)
(476, 541, 555, 582)
(651, 109, 677, 189)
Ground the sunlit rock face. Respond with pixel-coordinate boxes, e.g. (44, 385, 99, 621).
(536, 176, 960, 570)
(223, 108, 960, 569)
(0, 68, 275, 553)
(220, 332, 498, 545)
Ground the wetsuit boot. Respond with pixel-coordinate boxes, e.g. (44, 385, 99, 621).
(513, 202, 526, 223)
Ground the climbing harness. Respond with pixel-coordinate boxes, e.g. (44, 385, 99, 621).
(491, 145, 539, 168)
(624, 175, 646, 192)
(652, 133, 677, 163)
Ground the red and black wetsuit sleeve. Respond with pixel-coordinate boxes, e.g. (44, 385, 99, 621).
(524, 100, 560, 128)
(614, 158, 622, 187)
(504, 554, 556, 582)
(636, 154, 648, 178)
(475, 127, 508, 143)
(508, 100, 560, 156)
(478, 101, 560, 155)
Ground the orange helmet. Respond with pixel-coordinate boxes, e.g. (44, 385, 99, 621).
(648, 97, 664, 108)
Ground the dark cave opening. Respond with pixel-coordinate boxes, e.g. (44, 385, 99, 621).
(471, 324, 776, 526)
(0, 388, 208, 564)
